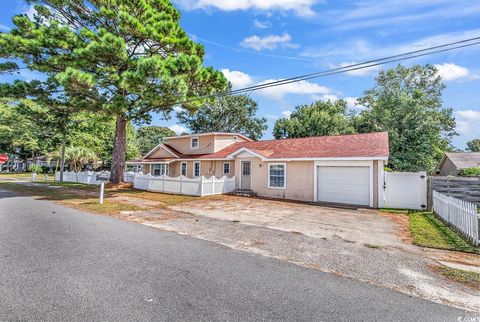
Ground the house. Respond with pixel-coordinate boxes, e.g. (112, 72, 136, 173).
(127, 132, 389, 207)
(436, 152, 480, 176)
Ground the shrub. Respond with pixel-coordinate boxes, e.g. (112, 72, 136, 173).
(459, 167, 480, 177)
(27, 164, 43, 173)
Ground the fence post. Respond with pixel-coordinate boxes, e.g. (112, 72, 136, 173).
(200, 176, 204, 196)
(426, 177, 433, 211)
(162, 173, 165, 192)
(180, 175, 183, 194)
(211, 175, 215, 195)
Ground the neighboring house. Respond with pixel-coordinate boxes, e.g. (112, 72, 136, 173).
(127, 132, 389, 208)
(436, 152, 480, 176)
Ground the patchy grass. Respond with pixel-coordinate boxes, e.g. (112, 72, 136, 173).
(409, 211, 480, 254)
(0, 172, 32, 179)
(114, 189, 199, 205)
(432, 265, 480, 288)
(64, 199, 145, 215)
(364, 243, 381, 249)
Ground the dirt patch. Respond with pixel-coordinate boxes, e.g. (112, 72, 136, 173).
(378, 211, 413, 244)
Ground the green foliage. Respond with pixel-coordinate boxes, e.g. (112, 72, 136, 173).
(354, 64, 456, 172)
(178, 95, 267, 140)
(458, 167, 480, 177)
(273, 100, 355, 139)
(0, 98, 56, 159)
(466, 139, 480, 152)
(64, 146, 98, 172)
(0, 0, 228, 182)
(136, 126, 175, 156)
(27, 164, 43, 173)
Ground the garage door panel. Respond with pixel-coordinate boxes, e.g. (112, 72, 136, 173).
(317, 166, 370, 206)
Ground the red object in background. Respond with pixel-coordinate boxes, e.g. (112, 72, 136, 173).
(0, 154, 9, 163)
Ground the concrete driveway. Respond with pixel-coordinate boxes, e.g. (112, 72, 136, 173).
(171, 196, 408, 249)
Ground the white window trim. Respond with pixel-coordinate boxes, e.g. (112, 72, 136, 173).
(223, 162, 230, 175)
(268, 162, 286, 190)
(193, 161, 201, 177)
(181, 162, 187, 176)
(153, 163, 169, 176)
(190, 137, 199, 149)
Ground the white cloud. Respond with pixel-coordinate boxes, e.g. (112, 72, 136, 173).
(0, 24, 10, 31)
(24, 4, 37, 19)
(177, 0, 320, 17)
(281, 110, 292, 118)
(454, 110, 480, 136)
(321, 1, 480, 31)
(301, 29, 480, 63)
(240, 33, 298, 51)
(258, 79, 331, 100)
(254, 19, 270, 29)
(434, 63, 469, 81)
(168, 124, 188, 135)
(221, 69, 253, 89)
(331, 62, 381, 76)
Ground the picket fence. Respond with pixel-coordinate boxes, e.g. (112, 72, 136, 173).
(432, 190, 479, 246)
(133, 174, 236, 196)
(55, 171, 137, 185)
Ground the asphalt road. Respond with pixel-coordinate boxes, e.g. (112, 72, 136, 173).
(0, 188, 470, 321)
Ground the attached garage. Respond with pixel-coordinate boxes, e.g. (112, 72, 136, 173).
(316, 165, 371, 207)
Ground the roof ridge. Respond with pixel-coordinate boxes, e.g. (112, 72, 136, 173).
(249, 131, 388, 144)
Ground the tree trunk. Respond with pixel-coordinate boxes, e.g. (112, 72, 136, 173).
(110, 112, 127, 183)
(59, 136, 66, 183)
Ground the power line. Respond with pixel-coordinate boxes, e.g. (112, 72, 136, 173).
(170, 36, 480, 107)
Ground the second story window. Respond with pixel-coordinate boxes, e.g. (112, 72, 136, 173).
(191, 137, 199, 149)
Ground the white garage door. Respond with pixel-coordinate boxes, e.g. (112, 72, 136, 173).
(317, 166, 370, 206)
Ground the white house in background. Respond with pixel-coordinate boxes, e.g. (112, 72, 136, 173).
(127, 132, 390, 208)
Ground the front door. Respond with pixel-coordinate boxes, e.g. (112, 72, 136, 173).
(241, 161, 252, 190)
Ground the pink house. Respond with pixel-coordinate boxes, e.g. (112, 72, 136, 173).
(127, 132, 389, 208)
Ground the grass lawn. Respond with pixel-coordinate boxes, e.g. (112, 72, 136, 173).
(380, 208, 479, 254)
(432, 265, 480, 288)
(0, 180, 215, 217)
(0, 172, 32, 179)
(409, 211, 480, 254)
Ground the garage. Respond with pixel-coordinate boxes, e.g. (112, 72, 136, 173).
(316, 166, 371, 206)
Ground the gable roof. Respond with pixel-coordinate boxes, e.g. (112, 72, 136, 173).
(440, 152, 480, 170)
(201, 132, 389, 160)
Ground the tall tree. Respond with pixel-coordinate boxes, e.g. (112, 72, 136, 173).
(136, 126, 175, 156)
(0, 1, 227, 183)
(354, 64, 456, 172)
(273, 99, 355, 139)
(466, 139, 480, 152)
(178, 95, 267, 140)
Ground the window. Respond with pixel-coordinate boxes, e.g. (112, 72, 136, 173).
(268, 163, 286, 189)
(153, 164, 169, 176)
(181, 162, 187, 176)
(223, 162, 230, 175)
(191, 137, 199, 149)
(193, 162, 201, 177)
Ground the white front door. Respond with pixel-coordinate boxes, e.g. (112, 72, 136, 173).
(317, 166, 370, 206)
(241, 161, 252, 190)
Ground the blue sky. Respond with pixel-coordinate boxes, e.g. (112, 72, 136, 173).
(1, 0, 479, 149)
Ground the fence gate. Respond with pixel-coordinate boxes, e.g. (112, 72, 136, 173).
(384, 172, 428, 210)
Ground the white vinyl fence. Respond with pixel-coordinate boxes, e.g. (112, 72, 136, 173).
(433, 190, 479, 246)
(384, 172, 428, 210)
(133, 174, 236, 196)
(55, 171, 137, 185)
